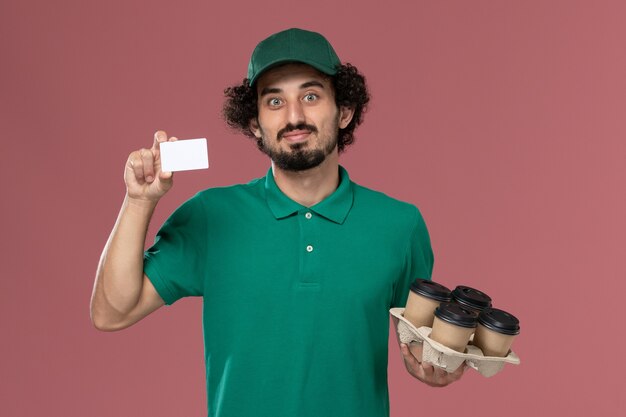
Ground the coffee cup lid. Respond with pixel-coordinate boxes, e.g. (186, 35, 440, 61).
(451, 285, 492, 311)
(410, 279, 452, 302)
(434, 302, 478, 328)
(478, 308, 520, 335)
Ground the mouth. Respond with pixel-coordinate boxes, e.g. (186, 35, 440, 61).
(281, 130, 311, 144)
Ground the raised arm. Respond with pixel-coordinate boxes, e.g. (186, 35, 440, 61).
(90, 131, 176, 331)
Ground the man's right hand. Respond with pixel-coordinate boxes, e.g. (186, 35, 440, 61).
(91, 130, 175, 331)
(125, 130, 177, 202)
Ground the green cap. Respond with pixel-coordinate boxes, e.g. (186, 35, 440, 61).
(247, 28, 341, 86)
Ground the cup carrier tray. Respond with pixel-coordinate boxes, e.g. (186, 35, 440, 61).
(390, 307, 520, 377)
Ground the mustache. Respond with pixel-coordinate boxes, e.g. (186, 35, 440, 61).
(277, 123, 318, 140)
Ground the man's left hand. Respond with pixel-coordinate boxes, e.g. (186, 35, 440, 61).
(399, 342, 465, 387)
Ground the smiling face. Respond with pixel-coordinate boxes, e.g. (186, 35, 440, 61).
(250, 63, 354, 171)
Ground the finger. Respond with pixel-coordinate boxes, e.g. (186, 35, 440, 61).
(159, 164, 174, 182)
(420, 361, 434, 379)
(128, 151, 145, 183)
(436, 363, 465, 386)
(422, 362, 447, 387)
(408, 342, 423, 362)
(432, 366, 449, 385)
(156, 136, 178, 180)
(150, 136, 176, 164)
(400, 344, 419, 368)
(400, 344, 422, 376)
(140, 148, 155, 183)
(159, 170, 174, 182)
(433, 365, 447, 378)
(152, 130, 167, 151)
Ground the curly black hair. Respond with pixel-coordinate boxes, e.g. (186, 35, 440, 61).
(222, 63, 370, 153)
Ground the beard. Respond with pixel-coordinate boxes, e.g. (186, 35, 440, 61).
(258, 121, 339, 172)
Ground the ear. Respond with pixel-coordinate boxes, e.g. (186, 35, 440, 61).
(338, 106, 355, 129)
(249, 118, 261, 138)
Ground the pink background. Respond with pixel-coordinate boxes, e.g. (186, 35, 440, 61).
(2, 1, 624, 416)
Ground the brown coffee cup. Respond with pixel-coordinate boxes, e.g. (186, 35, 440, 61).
(451, 285, 492, 313)
(430, 303, 478, 352)
(403, 279, 452, 329)
(472, 308, 520, 357)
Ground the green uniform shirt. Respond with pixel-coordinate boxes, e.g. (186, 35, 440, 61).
(144, 166, 433, 417)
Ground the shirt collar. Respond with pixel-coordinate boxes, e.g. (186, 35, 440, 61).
(264, 165, 354, 224)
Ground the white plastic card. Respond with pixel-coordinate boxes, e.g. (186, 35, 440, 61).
(160, 138, 209, 172)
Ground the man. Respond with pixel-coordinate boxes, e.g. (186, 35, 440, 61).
(91, 28, 464, 417)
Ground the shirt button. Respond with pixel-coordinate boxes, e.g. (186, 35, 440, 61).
(305, 212, 312, 219)
(306, 245, 314, 253)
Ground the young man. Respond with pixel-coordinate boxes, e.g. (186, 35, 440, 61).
(91, 28, 464, 417)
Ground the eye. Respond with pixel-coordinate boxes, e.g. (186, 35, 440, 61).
(267, 97, 282, 107)
(303, 93, 318, 102)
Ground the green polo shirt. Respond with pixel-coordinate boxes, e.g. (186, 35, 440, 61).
(144, 166, 433, 417)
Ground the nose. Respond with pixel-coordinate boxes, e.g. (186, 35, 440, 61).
(286, 99, 306, 126)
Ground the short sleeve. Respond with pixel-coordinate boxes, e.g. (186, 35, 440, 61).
(143, 194, 207, 305)
(391, 207, 434, 308)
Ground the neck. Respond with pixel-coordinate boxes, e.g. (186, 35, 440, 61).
(271, 151, 340, 207)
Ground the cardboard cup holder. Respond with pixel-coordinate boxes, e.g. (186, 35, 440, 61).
(390, 308, 520, 377)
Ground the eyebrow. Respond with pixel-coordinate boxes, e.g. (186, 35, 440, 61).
(300, 81, 325, 90)
(260, 80, 326, 97)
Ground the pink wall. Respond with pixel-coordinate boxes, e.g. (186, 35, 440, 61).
(2, 1, 624, 416)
